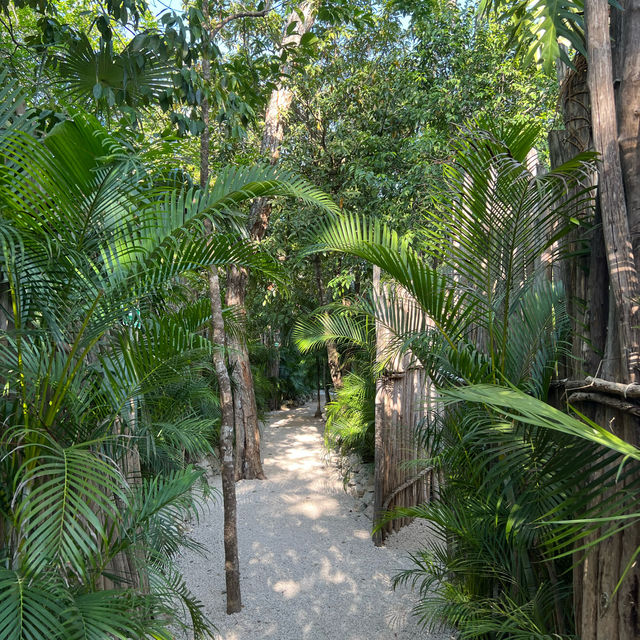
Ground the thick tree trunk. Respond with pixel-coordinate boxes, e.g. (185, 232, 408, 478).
(226, 0, 318, 479)
(201, 4, 241, 613)
(585, 0, 640, 381)
(549, 57, 608, 378)
(616, 0, 640, 268)
(573, 2, 640, 636)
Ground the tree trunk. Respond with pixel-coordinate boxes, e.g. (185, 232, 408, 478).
(313, 255, 343, 389)
(585, 0, 640, 381)
(206, 267, 242, 614)
(268, 328, 280, 411)
(201, 3, 241, 614)
(372, 265, 386, 547)
(573, 2, 640, 636)
(226, 0, 318, 479)
(616, 0, 640, 269)
(314, 354, 322, 417)
(226, 266, 265, 480)
(549, 56, 608, 378)
(323, 359, 331, 404)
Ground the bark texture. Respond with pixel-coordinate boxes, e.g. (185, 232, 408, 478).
(617, 0, 640, 268)
(206, 267, 242, 614)
(372, 265, 385, 547)
(586, 0, 640, 381)
(549, 57, 608, 379)
(201, 2, 241, 613)
(226, 0, 318, 479)
(557, 3, 640, 636)
(226, 266, 264, 480)
(372, 266, 434, 545)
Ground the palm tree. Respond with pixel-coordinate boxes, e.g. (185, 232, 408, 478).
(302, 121, 640, 637)
(0, 72, 335, 638)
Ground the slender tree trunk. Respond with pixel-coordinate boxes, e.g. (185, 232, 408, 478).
(201, 2, 241, 613)
(226, 266, 265, 480)
(372, 265, 386, 546)
(268, 328, 280, 411)
(323, 359, 331, 404)
(206, 268, 242, 614)
(313, 255, 343, 389)
(314, 354, 322, 417)
(226, 0, 319, 478)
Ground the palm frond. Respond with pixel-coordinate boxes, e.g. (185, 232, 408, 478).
(62, 590, 145, 640)
(293, 308, 374, 353)
(442, 384, 640, 461)
(0, 569, 65, 640)
(12, 434, 126, 578)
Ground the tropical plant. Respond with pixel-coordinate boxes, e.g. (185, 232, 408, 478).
(303, 121, 640, 637)
(295, 310, 376, 459)
(0, 69, 336, 637)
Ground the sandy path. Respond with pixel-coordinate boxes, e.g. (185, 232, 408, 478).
(176, 403, 449, 640)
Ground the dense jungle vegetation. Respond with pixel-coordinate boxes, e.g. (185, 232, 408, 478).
(1, 0, 639, 637)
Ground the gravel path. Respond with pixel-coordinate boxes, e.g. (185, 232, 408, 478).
(176, 403, 450, 640)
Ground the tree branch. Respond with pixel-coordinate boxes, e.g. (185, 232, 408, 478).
(210, 6, 272, 38)
(382, 467, 433, 513)
(567, 392, 640, 417)
(557, 376, 640, 399)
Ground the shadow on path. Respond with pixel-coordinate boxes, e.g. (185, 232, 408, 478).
(177, 403, 448, 640)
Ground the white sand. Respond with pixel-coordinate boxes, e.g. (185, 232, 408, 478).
(176, 403, 451, 640)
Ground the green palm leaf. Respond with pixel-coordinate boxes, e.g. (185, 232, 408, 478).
(13, 437, 126, 577)
(0, 570, 65, 640)
(294, 309, 373, 353)
(62, 591, 144, 640)
(442, 384, 640, 461)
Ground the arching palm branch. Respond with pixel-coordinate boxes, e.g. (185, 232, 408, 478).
(0, 78, 336, 637)
(303, 122, 639, 636)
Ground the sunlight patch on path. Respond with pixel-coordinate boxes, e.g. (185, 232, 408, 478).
(176, 403, 450, 640)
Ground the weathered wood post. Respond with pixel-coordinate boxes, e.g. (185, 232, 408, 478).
(372, 266, 434, 544)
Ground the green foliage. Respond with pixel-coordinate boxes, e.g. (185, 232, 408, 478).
(306, 122, 640, 637)
(0, 69, 335, 637)
(294, 308, 376, 458)
(478, 0, 585, 72)
(325, 372, 376, 461)
(273, 0, 559, 415)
